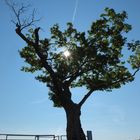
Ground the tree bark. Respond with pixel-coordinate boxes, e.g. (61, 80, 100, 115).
(64, 103, 86, 140)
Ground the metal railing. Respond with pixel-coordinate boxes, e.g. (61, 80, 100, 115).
(0, 131, 92, 140)
(0, 134, 59, 140)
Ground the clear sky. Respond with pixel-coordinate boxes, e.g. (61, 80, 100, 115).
(0, 0, 140, 140)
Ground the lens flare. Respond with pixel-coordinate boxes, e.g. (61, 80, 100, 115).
(64, 50, 70, 57)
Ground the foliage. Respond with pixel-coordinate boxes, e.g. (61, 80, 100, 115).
(18, 8, 140, 107)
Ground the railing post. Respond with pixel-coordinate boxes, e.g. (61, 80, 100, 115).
(35, 135, 39, 140)
(87, 131, 93, 140)
(6, 135, 8, 140)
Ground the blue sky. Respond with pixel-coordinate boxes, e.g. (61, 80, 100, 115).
(0, 0, 140, 140)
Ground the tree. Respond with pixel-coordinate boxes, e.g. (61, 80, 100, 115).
(7, 2, 140, 140)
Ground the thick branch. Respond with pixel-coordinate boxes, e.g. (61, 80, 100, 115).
(32, 28, 59, 82)
(15, 26, 58, 84)
(15, 26, 34, 46)
(78, 89, 94, 107)
(34, 27, 40, 44)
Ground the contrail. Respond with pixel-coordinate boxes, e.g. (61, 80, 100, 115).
(72, 0, 79, 23)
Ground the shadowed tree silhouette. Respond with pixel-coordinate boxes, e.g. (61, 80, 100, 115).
(6, 2, 140, 139)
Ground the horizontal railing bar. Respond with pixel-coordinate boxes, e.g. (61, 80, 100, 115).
(0, 139, 36, 140)
(0, 134, 55, 137)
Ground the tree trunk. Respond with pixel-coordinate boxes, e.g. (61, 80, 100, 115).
(64, 103, 86, 140)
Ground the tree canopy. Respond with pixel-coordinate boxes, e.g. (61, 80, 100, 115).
(16, 8, 140, 107)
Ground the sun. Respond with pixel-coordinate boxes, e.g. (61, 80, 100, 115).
(63, 50, 70, 58)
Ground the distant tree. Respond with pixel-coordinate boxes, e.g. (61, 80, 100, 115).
(7, 2, 140, 140)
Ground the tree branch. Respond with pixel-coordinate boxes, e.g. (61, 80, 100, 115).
(78, 68, 140, 108)
(15, 25, 34, 46)
(78, 89, 94, 107)
(7, 0, 56, 83)
(6, 0, 40, 30)
(6, 1, 52, 82)
(107, 68, 140, 89)
(32, 28, 58, 82)
(65, 60, 88, 85)
(15, 25, 58, 86)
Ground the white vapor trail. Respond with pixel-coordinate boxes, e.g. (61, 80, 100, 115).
(72, 0, 79, 23)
